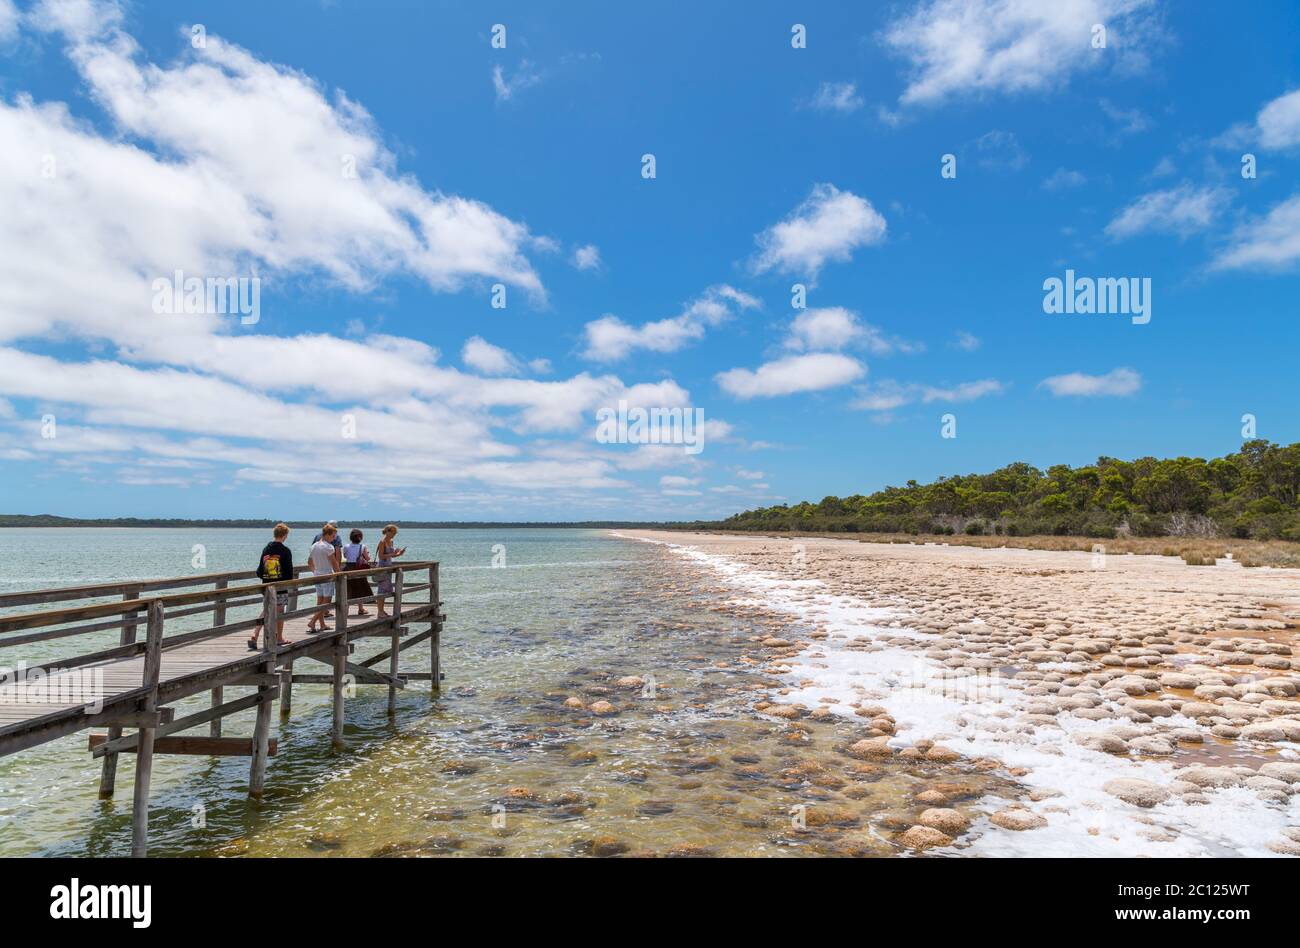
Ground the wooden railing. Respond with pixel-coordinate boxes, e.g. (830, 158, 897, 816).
(0, 560, 445, 856)
(0, 560, 438, 661)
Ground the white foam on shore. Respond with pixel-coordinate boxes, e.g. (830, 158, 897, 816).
(627, 534, 1299, 858)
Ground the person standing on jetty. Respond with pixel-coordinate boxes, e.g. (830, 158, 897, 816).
(374, 524, 406, 618)
(307, 524, 341, 633)
(248, 523, 293, 650)
(312, 520, 344, 619)
(341, 528, 374, 618)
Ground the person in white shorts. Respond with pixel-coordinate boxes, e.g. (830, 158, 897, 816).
(307, 524, 341, 633)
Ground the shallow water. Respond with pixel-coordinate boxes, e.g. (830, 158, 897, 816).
(0, 527, 959, 858)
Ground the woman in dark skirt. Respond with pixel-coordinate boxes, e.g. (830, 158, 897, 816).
(341, 529, 374, 616)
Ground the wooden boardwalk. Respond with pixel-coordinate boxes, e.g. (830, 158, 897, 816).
(0, 560, 444, 855)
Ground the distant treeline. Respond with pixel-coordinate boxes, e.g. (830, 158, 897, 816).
(0, 516, 678, 530)
(712, 440, 1300, 541)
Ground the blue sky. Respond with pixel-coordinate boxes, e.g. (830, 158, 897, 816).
(0, 0, 1298, 521)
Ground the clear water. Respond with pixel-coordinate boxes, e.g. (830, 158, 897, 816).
(0, 528, 947, 858)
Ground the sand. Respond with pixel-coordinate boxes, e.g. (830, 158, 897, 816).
(621, 530, 1300, 857)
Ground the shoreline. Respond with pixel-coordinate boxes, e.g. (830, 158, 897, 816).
(618, 529, 1300, 856)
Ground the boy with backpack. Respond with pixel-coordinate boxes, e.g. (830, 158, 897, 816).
(248, 522, 294, 650)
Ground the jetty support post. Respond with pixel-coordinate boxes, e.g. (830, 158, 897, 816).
(430, 564, 441, 696)
(210, 687, 223, 738)
(248, 587, 278, 799)
(210, 578, 228, 736)
(331, 579, 349, 749)
(130, 599, 164, 857)
(387, 569, 403, 716)
(99, 584, 142, 798)
(279, 661, 294, 719)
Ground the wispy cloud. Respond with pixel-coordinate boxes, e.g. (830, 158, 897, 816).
(851, 378, 1004, 412)
(810, 81, 864, 113)
(783, 307, 922, 356)
(492, 61, 543, 101)
(580, 285, 759, 362)
(1042, 167, 1087, 190)
(1217, 88, 1300, 151)
(571, 243, 601, 271)
(1099, 97, 1151, 135)
(973, 129, 1029, 171)
(1039, 367, 1141, 397)
(1212, 194, 1300, 271)
(1105, 185, 1229, 240)
(0, 0, 18, 42)
(717, 353, 865, 399)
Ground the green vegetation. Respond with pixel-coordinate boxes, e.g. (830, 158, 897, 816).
(0, 516, 673, 529)
(716, 440, 1300, 542)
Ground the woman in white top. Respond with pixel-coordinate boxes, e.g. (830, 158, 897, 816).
(307, 524, 341, 633)
(341, 528, 373, 617)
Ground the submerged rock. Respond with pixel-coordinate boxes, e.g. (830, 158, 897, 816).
(897, 825, 953, 850)
(918, 807, 970, 835)
(990, 808, 1047, 831)
(1102, 778, 1171, 808)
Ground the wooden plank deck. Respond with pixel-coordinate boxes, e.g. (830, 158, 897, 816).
(0, 561, 445, 856)
(1, 609, 387, 730)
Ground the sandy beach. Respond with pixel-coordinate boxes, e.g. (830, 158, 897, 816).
(622, 530, 1300, 857)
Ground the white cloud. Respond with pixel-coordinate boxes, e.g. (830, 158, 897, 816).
(659, 474, 702, 495)
(750, 184, 886, 280)
(3, 6, 547, 352)
(883, 0, 1159, 107)
(735, 468, 764, 480)
(1099, 97, 1150, 135)
(1039, 367, 1141, 397)
(1256, 89, 1300, 148)
(716, 353, 864, 399)
(571, 244, 601, 270)
(0, 7, 718, 507)
(1042, 167, 1087, 190)
(462, 336, 524, 376)
(810, 81, 864, 113)
(973, 129, 1029, 171)
(953, 330, 981, 351)
(0, 0, 19, 42)
(1104, 185, 1229, 240)
(783, 307, 921, 355)
(1149, 156, 1176, 178)
(784, 307, 861, 351)
(580, 284, 759, 362)
(1225, 88, 1300, 151)
(1212, 193, 1300, 271)
(492, 61, 542, 102)
(850, 378, 1004, 412)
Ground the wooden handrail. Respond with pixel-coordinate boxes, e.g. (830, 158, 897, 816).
(0, 561, 437, 638)
(0, 560, 438, 610)
(0, 565, 312, 609)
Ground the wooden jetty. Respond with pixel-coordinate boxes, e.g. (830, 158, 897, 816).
(0, 560, 444, 856)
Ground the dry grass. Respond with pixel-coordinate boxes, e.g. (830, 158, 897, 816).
(691, 530, 1300, 569)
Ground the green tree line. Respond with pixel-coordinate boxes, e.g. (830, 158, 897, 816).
(714, 440, 1300, 541)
